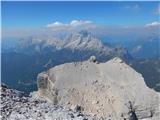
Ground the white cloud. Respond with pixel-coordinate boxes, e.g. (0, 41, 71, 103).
(47, 20, 93, 28)
(145, 21, 160, 27)
(47, 21, 67, 27)
(3, 19, 159, 39)
(124, 4, 140, 11)
(70, 20, 92, 26)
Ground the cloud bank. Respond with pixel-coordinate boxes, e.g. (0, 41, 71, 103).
(2, 20, 159, 41)
(145, 21, 160, 27)
(47, 20, 93, 28)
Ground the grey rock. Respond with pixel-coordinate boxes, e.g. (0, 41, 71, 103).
(34, 57, 160, 119)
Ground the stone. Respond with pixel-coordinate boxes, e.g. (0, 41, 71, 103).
(92, 100, 99, 105)
(89, 56, 97, 63)
(75, 105, 82, 112)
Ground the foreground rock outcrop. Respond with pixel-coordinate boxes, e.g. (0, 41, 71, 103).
(0, 84, 101, 120)
(35, 57, 160, 120)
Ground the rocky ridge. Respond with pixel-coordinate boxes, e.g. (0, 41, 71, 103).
(1, 57, 159, 120)
(34, 56, 160, 120)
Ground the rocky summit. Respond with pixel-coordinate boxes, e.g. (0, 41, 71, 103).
(34, 56, 160, 120)
(1, 57, 160, 120)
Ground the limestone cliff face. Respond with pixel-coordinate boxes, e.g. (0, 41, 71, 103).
(35, 57, 160, 119)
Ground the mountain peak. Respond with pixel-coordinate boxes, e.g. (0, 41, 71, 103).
(63, 30, 105, 51)
(77, 30, 91, 37)
(67, 30, 94, 40)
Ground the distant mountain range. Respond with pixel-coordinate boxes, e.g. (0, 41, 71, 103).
(12, 30, 131, 60)
(126, 35, 160, 59)
(1, 30, 160, 93)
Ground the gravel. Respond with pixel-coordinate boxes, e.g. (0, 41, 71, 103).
(0, 84, 110, 120)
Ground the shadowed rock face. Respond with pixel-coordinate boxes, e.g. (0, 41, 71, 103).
(35, 57, 160, 119)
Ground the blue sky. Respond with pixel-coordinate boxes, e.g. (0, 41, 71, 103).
(2, 1, 160, 29)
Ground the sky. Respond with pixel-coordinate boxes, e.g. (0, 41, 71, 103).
(2, 1, 160, 29)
